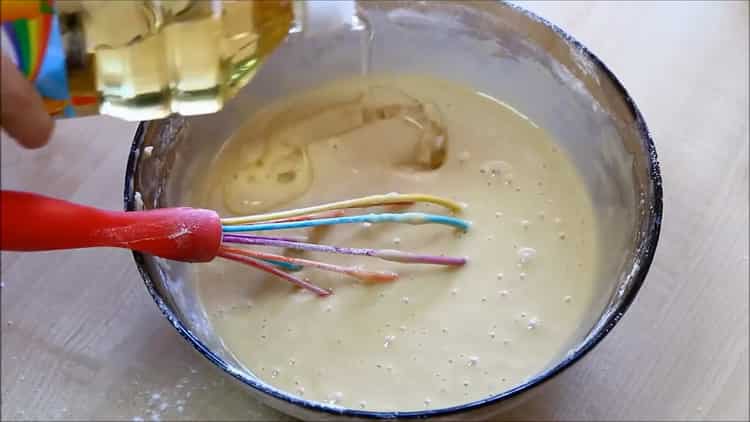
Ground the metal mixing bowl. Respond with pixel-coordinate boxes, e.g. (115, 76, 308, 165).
(124, 1, 662, 419)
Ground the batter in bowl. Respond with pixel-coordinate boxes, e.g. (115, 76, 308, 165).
(189, 75, 599, 411)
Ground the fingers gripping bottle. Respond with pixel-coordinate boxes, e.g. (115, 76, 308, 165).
(0, 0, 357, 121)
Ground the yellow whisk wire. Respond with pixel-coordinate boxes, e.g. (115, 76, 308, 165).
(220, 193, 465, 225)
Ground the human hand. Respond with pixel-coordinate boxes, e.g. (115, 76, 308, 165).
(1, 53, 54, 148)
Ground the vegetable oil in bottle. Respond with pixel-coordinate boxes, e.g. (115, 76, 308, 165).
(1, 0, 353, 121)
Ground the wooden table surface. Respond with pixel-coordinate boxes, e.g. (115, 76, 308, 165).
(1, 1, 748, 421)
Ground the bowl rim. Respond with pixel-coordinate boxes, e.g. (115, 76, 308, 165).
(124, 1, 663, 418)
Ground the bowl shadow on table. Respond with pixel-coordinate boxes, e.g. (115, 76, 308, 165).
(500, 368, 584, 421)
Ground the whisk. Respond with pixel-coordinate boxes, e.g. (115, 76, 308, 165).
(0, 190, 470, 296)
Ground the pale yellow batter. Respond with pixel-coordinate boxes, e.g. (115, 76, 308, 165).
(189, 75, 599, 411)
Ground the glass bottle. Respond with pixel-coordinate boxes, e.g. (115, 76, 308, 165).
(1, 0, 354, 121)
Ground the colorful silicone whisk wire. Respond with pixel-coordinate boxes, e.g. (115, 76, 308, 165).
(0, 191, 470, 297)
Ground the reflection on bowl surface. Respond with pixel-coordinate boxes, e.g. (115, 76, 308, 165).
(125, 1, 661, 420)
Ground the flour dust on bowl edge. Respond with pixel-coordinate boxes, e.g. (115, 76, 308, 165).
(123, 1, 662, 420)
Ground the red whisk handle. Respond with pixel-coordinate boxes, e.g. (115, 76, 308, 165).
(0, 190, 222, 262)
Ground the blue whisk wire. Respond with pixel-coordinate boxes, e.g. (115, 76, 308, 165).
(221, 212, 471, 233)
